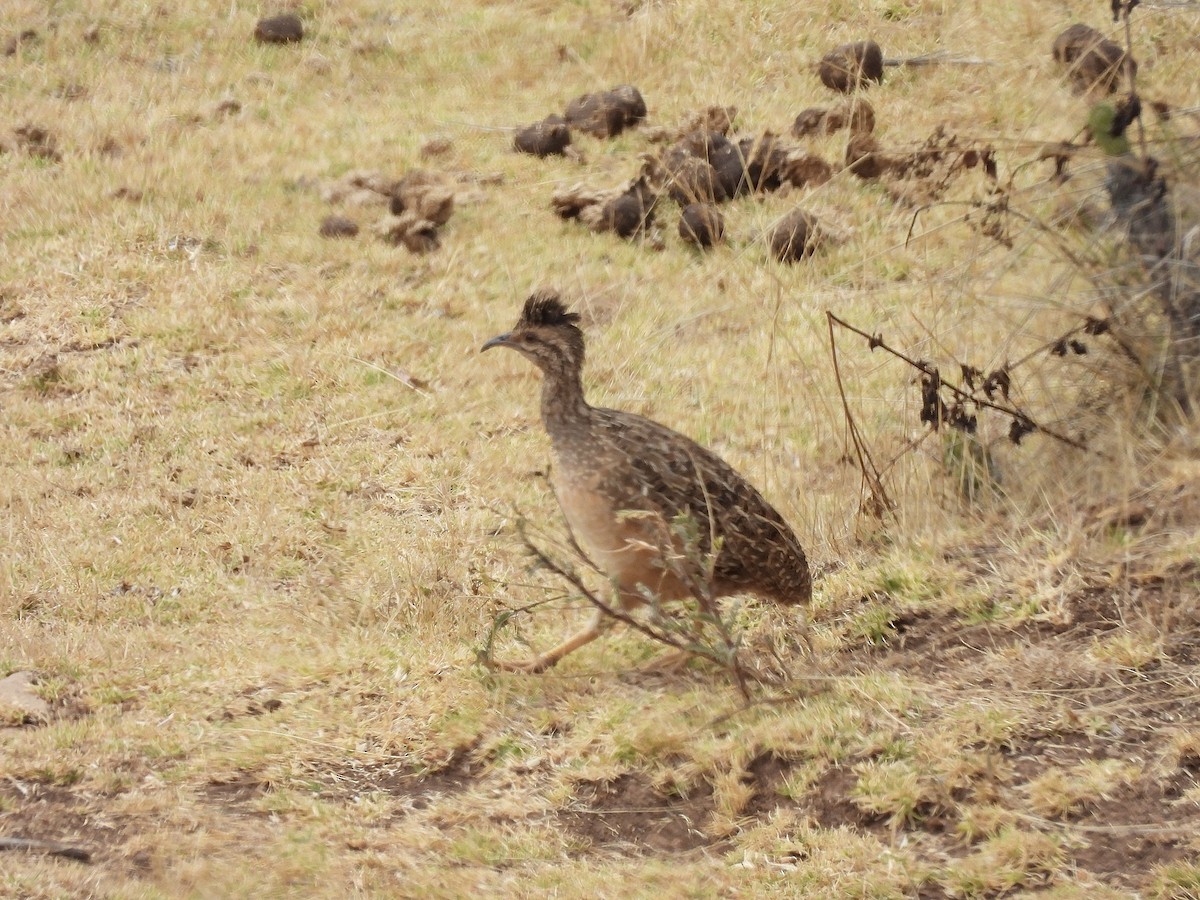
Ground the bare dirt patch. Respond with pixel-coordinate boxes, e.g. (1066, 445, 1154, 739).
(561, 773, 715, 853)
(201, 775, 272, 810)
(316, 746, 481, 810)
(1068, 773, 1199, 887)
(0, 780, 125, 868)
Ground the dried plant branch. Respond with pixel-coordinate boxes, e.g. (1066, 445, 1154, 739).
(825, 311, 896, 520)
(481, 514, 756, 699)
(827, 312, 1097, 455)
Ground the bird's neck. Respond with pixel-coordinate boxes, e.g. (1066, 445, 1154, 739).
(539, 364, 591, 438)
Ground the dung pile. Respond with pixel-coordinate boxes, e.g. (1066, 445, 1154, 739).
(552, 177, 657, 239)
(313, 169, 464, 253)
(514, 84, 647, 157)
(818, 40, 884, 92)
(254, 13, 303, 44)
(1052, 24, 1135, 95)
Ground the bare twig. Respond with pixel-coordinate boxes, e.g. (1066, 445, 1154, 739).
(1115, 1, 1149, 159)
(0, 836, 92, 863)
(828, 312, 1096, 455)
(511, 518, 754, 699)
(882, 51, 996, 68)
(825, 311, 896, 519)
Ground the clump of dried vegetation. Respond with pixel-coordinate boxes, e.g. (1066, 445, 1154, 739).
(1, 0, 1198, 896)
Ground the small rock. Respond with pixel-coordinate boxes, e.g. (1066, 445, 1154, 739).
(254, 13, 304, 45)
(565, 91, 628, 138)
(514, 115, 571, 157)
(818, 40, 884, 93)
(0, 671, 51, 725)
(319, 215, 359, 238)
(770, 209, 820, 263)
(679, 203, 724, 248)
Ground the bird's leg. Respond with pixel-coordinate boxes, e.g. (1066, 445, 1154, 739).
(636, 588, 703, 674)
(637, 647, 695, 674)
(490, 607, 610, 674)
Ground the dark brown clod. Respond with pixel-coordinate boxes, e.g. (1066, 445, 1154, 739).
(663, 151, 727, 205)
(389, 171, 455, 226)
(1051, 23, 1134, 94)
(420, 136, 454, 158)
(679, 129, 733, 161)
(610, 84, 647, 124)
(845, 133, 885, 179)
(834, 99, 875, 134)
(711, 144, 750, 199)
(678, 203, 725, 248)
(796, 99, 875, 138)
(674, 105, 737, 138)
(770, 209, 820, 263)
(565, 87, 646, 139)
(254, 14, 304, 44)
(783, 152, 834, 188)
(319, 215, 359, 238)
(514, 115, 571, 157)
(792, 108, 828, 137)
(736, 134, 788, 192)
(818, 41, 884, 93)
(375, 212, 440, 253)
(601, 191, 654, 238)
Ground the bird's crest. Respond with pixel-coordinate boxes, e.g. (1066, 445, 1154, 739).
(518, 290, 580, 329)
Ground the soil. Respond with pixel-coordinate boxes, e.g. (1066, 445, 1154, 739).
(560, 773, 716, 853)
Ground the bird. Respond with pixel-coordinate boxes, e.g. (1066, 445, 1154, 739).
(481, 290, 812, 673)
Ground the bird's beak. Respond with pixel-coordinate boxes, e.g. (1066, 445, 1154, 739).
(480, 332, 511, 352)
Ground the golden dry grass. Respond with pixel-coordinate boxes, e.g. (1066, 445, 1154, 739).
(2, 0, 1199, 896)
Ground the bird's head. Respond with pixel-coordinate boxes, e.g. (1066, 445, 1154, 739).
(481, 290, 586, 375)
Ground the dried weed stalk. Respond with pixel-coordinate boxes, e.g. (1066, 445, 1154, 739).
(481, 512, 764, 700)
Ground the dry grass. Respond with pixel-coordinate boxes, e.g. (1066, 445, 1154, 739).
(2, 0, 1199, 896)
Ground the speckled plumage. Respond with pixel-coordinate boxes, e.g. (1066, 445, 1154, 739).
(482, 290, 812, 672)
